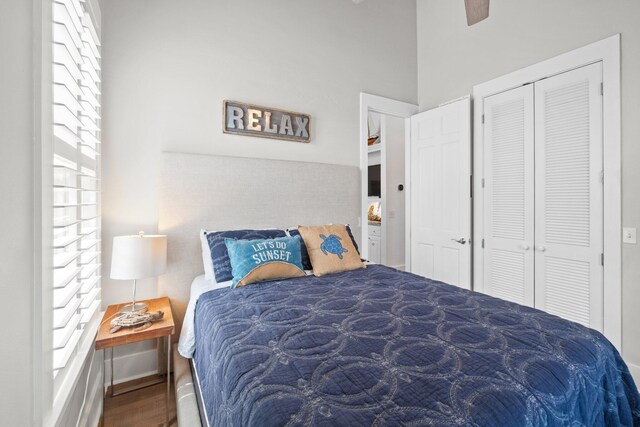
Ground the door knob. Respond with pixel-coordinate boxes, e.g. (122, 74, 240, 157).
(451, 238, 467, 245)
(537, 246, 547, 252)
(521, 244, 530, 250)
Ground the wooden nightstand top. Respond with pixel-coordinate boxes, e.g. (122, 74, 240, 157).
(96, 297, 175, 350)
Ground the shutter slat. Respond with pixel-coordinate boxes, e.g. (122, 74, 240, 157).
(52, 234, 81, 249)
(53, 63, 82, 98)
(80, 101, 99, 121)
(54, 0, 83, 34)
(54, 83, 82, 113)
(80, 263, 101, 280)
(80, 238, 100, 251)
(81, 298, 101, 324)
(53, 42, 82, 81)
(80, 72, 101, 97)
(53, 279, 82, 309)
(81, 130, 100, 146)
(54, 21, 82, 50)
(82, 14, 101, 46)
(81, 116, 100, 133)
(53, 251, 81, 269)
(53, 313, 81, 349)
(70, 0, 84, 19)
(53, 329, 82, 370)
(80, 287, 100, 309)
(53, 266, 82, 289)
(53, 297, 81, 329)
(82, 63, 100, 84)
(81, 87, 100, 108)
(82, 43, 100, 71)
(80, 275, 100, 293)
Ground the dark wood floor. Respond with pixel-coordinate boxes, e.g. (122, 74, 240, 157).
(102, 375, 177, 427)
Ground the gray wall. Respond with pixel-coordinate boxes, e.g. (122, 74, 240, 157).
(416, 0, 640, 372)
(101, 0, 418, 381)
(384, 115, 406, 269)
(0, 0, 35, 421)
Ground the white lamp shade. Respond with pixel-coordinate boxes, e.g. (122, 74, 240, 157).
(110, 234, 167, 280)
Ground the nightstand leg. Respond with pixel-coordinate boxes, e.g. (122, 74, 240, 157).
(110, 347, 114, 397)
(102, 349, 106, 426)
(166, 335, 171, 424)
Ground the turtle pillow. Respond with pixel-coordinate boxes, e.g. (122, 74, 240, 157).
(297, 224, 365, 277)
(288, 224, 360, 271)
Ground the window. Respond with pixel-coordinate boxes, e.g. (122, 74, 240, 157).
(52, 0, 101, 380)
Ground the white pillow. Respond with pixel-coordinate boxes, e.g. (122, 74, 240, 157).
(200, 229, 214, 280)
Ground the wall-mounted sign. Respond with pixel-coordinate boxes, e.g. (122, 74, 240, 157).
(223, 100, 311, 143)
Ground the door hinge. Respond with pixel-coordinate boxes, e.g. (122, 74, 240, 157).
(600, 170, 604, 184)
(481, 178, 485, 188)
(600, 253, 604, 266)
(481, 238, 485, 249)
(482, 114, 485, 124)
(600, 82, 604, 96)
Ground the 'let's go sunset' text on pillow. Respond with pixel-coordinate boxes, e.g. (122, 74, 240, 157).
(224, 235, 305, 288)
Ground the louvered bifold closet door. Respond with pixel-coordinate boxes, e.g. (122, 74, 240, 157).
(483, 85, 535, 306)
(533, 63, 603, 330)
(52, 0, 101, 377)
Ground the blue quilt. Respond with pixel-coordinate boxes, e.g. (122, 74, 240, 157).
(193, 265, 640, 426)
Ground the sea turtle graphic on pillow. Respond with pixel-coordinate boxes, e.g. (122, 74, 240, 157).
(319, 234, 349, 260)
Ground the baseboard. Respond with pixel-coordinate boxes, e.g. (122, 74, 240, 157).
(390, 264, 405, 271)
(103, 348, 159, 386)
(84, 372, 103, 427)
(628, 362, 640, 385)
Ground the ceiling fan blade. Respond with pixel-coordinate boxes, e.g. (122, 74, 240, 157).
(464, 0, 490, 26)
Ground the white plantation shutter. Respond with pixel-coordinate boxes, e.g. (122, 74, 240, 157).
(533, 63, 604, 329)
(483, 85, 535, 306)
(52, 0, 101, 376)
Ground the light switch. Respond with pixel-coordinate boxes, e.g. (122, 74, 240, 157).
(623, 227, 637, 244)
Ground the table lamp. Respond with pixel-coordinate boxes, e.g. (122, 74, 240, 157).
(110, 231, 167, 313)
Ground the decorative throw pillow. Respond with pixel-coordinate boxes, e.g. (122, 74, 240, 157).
(206, 229, 287, 282)
(297, 224, 365, 276)
(288, 224, 359, 271)
(200, 229, 215, 280)
(224, 236, 305, 288)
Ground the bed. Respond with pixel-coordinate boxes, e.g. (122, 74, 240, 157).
(188, 265, 639, 426)
(158, 153, 639, 426)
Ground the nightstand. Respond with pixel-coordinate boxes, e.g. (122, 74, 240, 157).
(96, 297, 175, 422)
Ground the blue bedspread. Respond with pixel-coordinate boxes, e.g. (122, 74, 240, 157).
(193, 265, 640, 426)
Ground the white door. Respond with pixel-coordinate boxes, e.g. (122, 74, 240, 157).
(533, 63, 604, 329)
(409, 98, 471, 289)
(483, 86, 535, 306)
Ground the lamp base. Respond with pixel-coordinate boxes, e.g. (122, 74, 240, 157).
(119, 302, 148, 314)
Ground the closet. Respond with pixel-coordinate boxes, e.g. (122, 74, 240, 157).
(482, 63, 604, 331)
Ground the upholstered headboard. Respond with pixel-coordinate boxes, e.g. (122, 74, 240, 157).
(157, 152, 361, 336)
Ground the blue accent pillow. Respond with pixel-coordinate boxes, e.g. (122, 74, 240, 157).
(289, 225, 359, 270)
(206, 229, 287, 282)
(225, 236, 305, 288)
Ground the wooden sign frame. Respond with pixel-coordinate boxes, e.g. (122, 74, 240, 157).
(223, 100, 312, 143)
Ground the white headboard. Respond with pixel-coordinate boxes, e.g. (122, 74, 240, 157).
(157, 152, 361, 335)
